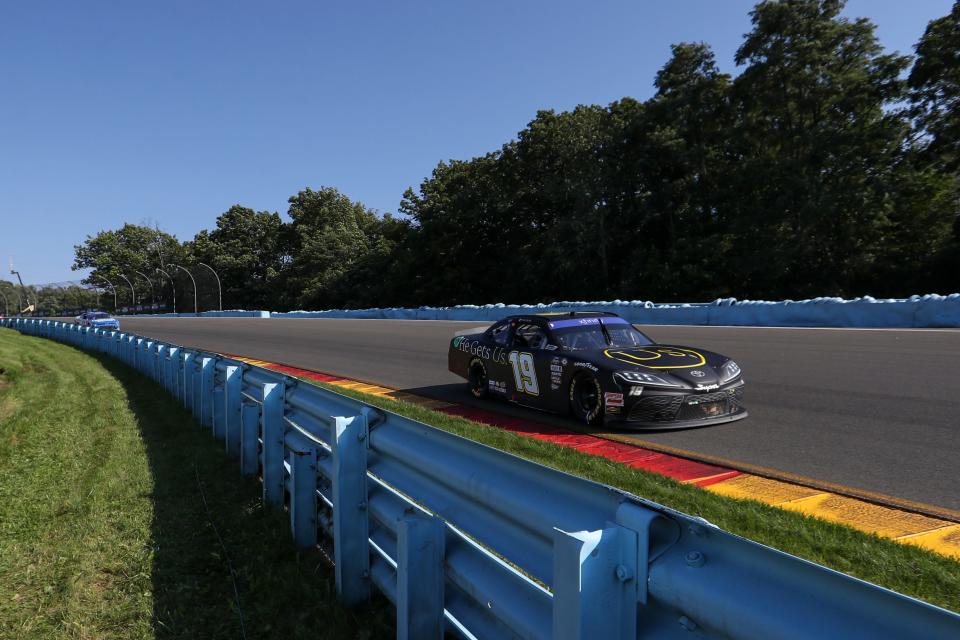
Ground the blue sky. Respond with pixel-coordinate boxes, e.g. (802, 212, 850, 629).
(0, 0, 953, 284)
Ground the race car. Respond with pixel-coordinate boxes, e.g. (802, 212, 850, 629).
(78, 311, 120, 330)
(448, 311, 746, 428)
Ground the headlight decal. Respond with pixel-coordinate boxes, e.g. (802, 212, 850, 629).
(720, 360, 742, 383)
(614, 371, 684, 388)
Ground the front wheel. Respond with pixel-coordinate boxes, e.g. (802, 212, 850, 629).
(467, 359, 489, 398)
(569, 373, 603, 425)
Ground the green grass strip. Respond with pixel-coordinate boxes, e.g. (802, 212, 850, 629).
(307, 379, 960, 613)
(0, 328, 392, 640)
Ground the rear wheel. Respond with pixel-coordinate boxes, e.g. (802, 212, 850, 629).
(468, 359, 488, 398)
(569, 373, 603, 425)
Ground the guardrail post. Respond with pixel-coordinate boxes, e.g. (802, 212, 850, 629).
(397, 513, 446, 640)
(200, 357, 214, 428)
(143, 340, 153, 375)
(213, 385, 225, 440)
(552, 525, 638, 640)
(155, 345, 166, 384)
(157, 344, 167, 382)
(224, 366, 241, 458)
(331, 413, 370, 605)
(240, 400, 260, 476)
(287, 434, 319, 549)
(261, 382, 285, 505)
(182, 351, 194, 409)
(166, 347, 179, 395)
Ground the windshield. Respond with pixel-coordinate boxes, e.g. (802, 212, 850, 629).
(89, 312, 111, 319)
(549, 317, 653, 351)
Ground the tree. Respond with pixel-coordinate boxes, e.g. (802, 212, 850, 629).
(282, 187, 379, 309)
(187, 206, 286, 310)
(610, 44, 733, 300)
(909, 1, 960, 174)
(728, 0, 913, 297)
(908, 0, 960, 293)
(73, 224, 185, 308)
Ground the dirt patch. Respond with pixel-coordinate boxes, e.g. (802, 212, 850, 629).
(22, 362, 49, 374)
(0, 398, 19, 423)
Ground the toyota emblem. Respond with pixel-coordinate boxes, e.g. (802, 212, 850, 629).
(691, 370, 706, 377)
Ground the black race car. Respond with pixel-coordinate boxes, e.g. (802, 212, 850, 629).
(448, 311, 747, 428)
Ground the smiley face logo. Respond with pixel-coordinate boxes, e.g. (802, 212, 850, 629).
(603, 347, 706, 369)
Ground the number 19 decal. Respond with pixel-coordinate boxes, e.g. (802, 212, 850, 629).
(508, 351, 539, 395)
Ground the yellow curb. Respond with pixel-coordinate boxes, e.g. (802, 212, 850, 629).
(706, 474, 960, 558)
(707, 474, 825, 504)
(780, 492, 950, 539)
(897, 525, 960, 559)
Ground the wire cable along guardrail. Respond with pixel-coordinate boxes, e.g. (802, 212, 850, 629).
(3, 317, 959, 639)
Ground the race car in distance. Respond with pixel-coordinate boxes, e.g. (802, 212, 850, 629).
(76, 311, 120, 330)
(448, 311, 746, 428)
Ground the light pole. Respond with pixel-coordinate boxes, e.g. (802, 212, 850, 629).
(196, 262, 222, 311)
(118, 273, 136, 310)
(155, 267, 176, 313)
(170, 264, 198, 315)
(88, 286, 101, 309)
(134, 270, 155, 304)
(10, 267, 30, 313)
(95, 276, 118, 311)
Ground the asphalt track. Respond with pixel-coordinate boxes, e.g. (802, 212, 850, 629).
(106, 317, 959, 511)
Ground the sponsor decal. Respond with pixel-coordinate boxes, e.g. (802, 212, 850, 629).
(455, 338, 508, 364)
(573, 361, 598, 372)
(488, 379, 507, 394)
(548, 317, 630, 329)
(690, 370, 706, 377)
(550, 356, 564, 388)
(696, 383, 720, 391)
(604, 392, 624, 407)
(544, 344, 558, 351)
(452, 336, 465, 348)
(606, 405, 621, 414)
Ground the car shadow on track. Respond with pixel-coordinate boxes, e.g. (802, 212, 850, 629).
(92, 355, 394, 640)
(398, 382, 725, 436)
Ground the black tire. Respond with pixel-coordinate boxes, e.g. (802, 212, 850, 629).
(468, 359, 489, 398)
(569, 372, 603, 425)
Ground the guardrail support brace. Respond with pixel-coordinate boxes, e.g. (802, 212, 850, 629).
(165, 347, 178, 395)
(182, 352, 194, 409)
(288, 437, 319, 549)
(261, 382, 285, 505)
(240, 401, 260, 476)
(213, 386, 225, 440)
(224, 366, 241, 458)
(200, 357, 214, 428)
(397, 513, 446, 640)
(552, 525, 638, 640)
(332, 414, 370, 605)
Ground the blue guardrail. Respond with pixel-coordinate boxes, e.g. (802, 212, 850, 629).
(3, 317, 959, 639)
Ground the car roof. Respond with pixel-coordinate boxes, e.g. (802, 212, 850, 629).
(499, 311, 621, 326)
(532, 311, 620, 318)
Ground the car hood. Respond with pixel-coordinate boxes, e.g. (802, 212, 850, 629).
(591, 344, 731, 387)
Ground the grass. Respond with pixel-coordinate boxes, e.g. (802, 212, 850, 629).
(308, 379, 960, 613)
(0, 328, 393, 640)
